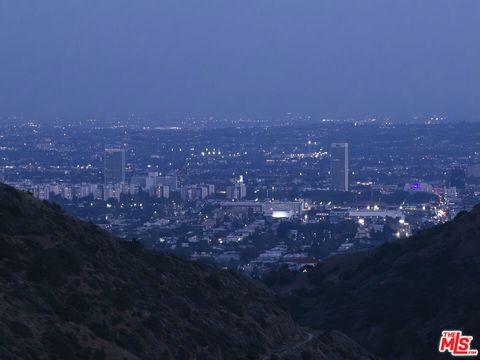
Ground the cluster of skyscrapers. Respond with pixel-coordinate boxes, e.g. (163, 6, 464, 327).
(7, 145, 346, 203)
(103, 149, 246, 201)
(104, 146, 347, 197)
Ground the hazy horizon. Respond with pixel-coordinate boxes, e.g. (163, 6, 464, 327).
(1, 0, 480, 122)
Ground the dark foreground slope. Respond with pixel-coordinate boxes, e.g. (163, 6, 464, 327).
(0, 184, 374, 360)
(276, 208, 480, 359)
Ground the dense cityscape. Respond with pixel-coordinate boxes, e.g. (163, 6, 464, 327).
(1, 117, 477, 276)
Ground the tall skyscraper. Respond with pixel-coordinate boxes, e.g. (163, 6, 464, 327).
(331, 143, 349, 192)
(104, 148, 125, 184)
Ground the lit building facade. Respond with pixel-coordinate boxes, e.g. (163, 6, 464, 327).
(331, 143, 349, 192)
(104, 148, 125, 184)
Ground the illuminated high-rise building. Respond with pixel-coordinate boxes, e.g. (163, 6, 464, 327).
(331, 143, 349, 192)
(104, 148, 125, 184)
(226, 175, 247, 200)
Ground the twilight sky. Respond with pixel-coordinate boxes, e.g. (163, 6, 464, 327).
(1, 0, 480, 122)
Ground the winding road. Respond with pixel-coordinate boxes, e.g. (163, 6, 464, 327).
(263, 330, 315, 359)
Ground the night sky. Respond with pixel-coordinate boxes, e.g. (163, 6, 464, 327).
(1, 0, 479, 121)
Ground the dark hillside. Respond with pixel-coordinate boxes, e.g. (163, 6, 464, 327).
(277, 208, 480, 359)
(0, 184, 373, 360)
